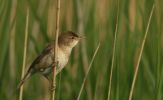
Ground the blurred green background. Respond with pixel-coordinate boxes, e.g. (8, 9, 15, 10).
(0, 0, 162, 100)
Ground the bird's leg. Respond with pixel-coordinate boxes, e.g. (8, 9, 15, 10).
(44, 61, 58, 92)
(43, 75, 52, 85)
(43, 75, 56, 91)
(50, 61, 58, 91)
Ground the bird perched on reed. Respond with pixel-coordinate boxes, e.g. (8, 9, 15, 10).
(17, 31, 81, 89)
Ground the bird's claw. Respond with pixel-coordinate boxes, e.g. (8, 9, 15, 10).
(49, 84, 56, 92)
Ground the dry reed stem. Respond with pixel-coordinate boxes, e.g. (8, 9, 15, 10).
(77, 43, 100, 100)
(51, 0, 60, 100)
(19, 8, 29, 100)
(128, 4, 155, 100)
(107, 0, 119, 100)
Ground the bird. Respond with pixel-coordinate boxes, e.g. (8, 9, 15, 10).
(17, 31, 81, 89)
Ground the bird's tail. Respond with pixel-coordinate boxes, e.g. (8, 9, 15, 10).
(8, 72, 32, 100)
(17, 71, 32, 90)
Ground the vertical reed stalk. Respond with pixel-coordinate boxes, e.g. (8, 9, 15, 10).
(19, 8, 29, 100)
(77, 43, 100, 100)
(107, 0, 119, 99)
(128, 4, 155, 100)
(51, 0, 60, 100)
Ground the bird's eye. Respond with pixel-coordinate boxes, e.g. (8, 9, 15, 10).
(71, 36, 75, 39)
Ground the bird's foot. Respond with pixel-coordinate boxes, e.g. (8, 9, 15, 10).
(49, 84, 56, 92)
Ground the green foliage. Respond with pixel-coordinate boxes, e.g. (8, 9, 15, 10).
(0, 0, 162, 100)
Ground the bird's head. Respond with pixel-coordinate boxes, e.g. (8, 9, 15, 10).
(58, 31, 82, 48)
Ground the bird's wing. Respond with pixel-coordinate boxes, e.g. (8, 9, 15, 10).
(29, 43, 54, 69)
(17, 43, 54, 89)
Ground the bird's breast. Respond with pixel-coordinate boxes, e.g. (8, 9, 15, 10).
(57, 49, 69, 69)
(37, 47, 71, 75)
